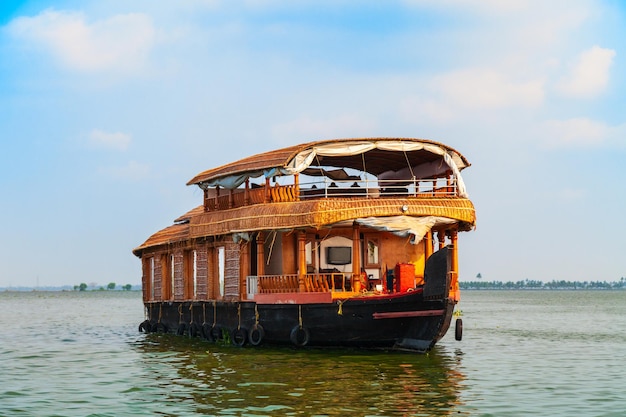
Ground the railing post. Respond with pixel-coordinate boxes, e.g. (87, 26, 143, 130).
(264, 178, 270, 203)
(298, 232, 306, 292)
(352, 223, 362, 292)
(256, 232, 265, 276)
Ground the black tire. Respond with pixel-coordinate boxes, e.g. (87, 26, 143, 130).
(201, 323, 213, 341)
(231, 327, 248, 347)
(210, 325, 222, 342)
(138, 320, 151, 333)
(290, 326, 310, 347)
(176, 322, 188, 336)
(189, 322, 200, 338)
(154, 322, 168, 333)
(455, 318, 463, 341)
(248, 324, 265, 346)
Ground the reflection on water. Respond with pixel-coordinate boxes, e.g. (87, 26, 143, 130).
(131, 335, 467, 416)
(3, 290, 626, 416)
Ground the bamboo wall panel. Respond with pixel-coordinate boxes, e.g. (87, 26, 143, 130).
(196, 244, 208, 300)
(173, 251, 184, 300)
(224, 241, 240, 301)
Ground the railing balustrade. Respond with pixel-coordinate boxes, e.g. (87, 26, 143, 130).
(252, 273, 352, 295)
(204, 175, 458, 211)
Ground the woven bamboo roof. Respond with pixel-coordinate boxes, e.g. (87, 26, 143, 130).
(187, 137, 470, 186)
(133, 197, 476, 256)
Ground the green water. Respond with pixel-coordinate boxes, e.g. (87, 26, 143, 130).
(1, 290, 625, 416)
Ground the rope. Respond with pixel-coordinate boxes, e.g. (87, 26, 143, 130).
(212, 300, 217, 326)
(202, 303, 206, 323)
(403, 150, 415, 179)
(158, 303, 163, 323)
(254, 304, 260, 326)
(266, 231, 277, 266)
(237, 303, 242, 330)
(298, 305, 303, 329)
(178, 304, 183, 323)
(189, 303, 194, 324)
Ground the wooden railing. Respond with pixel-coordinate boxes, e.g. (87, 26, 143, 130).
(255, 273, 351, 294)
(204, 175, 459, 211)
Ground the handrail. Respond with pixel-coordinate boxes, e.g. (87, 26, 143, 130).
(255, 273, 352, 294)
(203, 175, 458, 211)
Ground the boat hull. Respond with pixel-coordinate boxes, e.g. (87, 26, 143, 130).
(141, 290, 454, 352)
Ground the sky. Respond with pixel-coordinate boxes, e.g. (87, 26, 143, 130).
(1, 0, 624, 288)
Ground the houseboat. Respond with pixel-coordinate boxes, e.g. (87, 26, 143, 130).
(134, 137, 476, 352)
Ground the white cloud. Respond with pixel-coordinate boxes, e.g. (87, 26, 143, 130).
(7, 9, 156, 73)
(432, 69, 544, 110)
(88, 129, 131, 151)
(542, 118, 609, 148)
(556, 45, 616, 98)
(100, 160, 150, 181)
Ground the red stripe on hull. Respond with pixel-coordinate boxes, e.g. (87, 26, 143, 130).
(372, 309, 445, 319)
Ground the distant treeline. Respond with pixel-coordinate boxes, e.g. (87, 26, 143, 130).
(461, 278, 626, 290)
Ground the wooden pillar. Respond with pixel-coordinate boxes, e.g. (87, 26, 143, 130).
(216, 186, 221, 210)
(244, 179, 250, 205)
(203, 188, 209, 212)
(228, 189, 234, 209)
(256, 232, 265, 276)
(264, 178, 270, 203)
(437, 230, 446, 250)
(352, 223, 362, 292)
(240, 240, 250, 299)
(450, 230, 460, 302)
(425, 230, 433, 260)
(294, 173, 300, 201)
(298, 231, 306, 292)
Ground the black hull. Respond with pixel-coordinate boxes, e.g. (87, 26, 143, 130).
(141, 291, 454, 352)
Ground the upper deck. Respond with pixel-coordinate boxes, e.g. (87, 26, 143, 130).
(191, 137, 471, 212)
(133, 138, 475, 255)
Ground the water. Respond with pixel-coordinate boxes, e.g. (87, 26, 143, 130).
(1, 290, 625, 416)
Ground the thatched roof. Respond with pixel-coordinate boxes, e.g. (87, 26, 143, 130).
(187, 137, 470, 187)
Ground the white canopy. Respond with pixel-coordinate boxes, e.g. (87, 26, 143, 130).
(201, 139, 468, 198)
(355, 216, 457, 244)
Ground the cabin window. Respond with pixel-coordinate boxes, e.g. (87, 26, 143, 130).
(150, 257, 155, 300)
(218, 246, 225, 297)
(170, 254, 175, 299)
(184, 250, 198, 299)
(305, 241, 313, 265)
(160, 254, 170, 299)
(193, 250, 198, 298)
(366, 238, 380, 267)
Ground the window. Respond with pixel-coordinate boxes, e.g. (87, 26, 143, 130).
(366, 238, 379, 267)
(193, 250, 197, 298)
(150, 257, 155, 300)
(218, 246, 225, 297)
(170, 254, 175, 299)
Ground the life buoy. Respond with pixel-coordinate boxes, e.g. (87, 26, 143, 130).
(248, 324, 265, 346)
(455, 318, 463, 341)
(231, 327, 248, 347)
(177, 322, 189, 336)
(138, 320, 151, 333)
(201, 323, 213, 341)
(154, 322, 168, 333)
(189, 322, 200, 338)
(290, 325, 310, 347)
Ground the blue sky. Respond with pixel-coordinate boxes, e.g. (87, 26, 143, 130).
(1, 0, 624, 288)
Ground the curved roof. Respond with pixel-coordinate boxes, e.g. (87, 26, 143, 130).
(187, 137, 470, 187)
